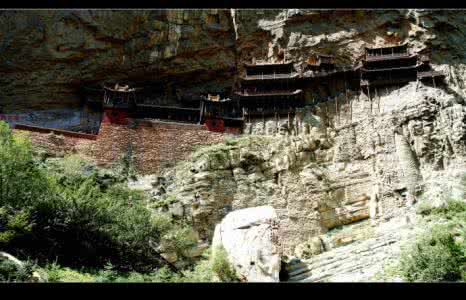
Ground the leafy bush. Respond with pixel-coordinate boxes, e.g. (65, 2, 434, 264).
(45, 263, 94, 283)
(0, 207, 32, 245)
(181, 247, 238, 282)
(0, 256, 36, 282)
(0, 120, 49, 252)
(44, 262, 184, 283)
(182, 258, 214, 282)
(0, 121, 197, 274)
(399, 225, 466, 282)
(416, 200, 434, 216)
(210, 246, 238, 282)
(430, 199, 466, 220)
(0, 121, 51, 211)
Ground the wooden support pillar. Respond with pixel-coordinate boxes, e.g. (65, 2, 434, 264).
(375, 88, 380, 114)
(335, 95, 339, 126)
(433, 76, 436, 88)
(294, 113, 298, 136)
(275, 112, 278, 134)
(325, 103, 329, 128)
(262, 112, 266, 133)
(349, 91, 352, 124)
(368, 86, 372, 115)
(199, 101, 205, 124)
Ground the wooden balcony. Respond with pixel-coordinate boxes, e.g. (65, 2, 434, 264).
(360, 64, 420, 73)
(135, 104, 201, 123)
(244, 61, 293, 67)
(240, 73, 300, 81)
(360, 77, 415, 87)
(244, 108, 297, 117)
(303, 67, 353, 78)
(365, 53, 413, 62)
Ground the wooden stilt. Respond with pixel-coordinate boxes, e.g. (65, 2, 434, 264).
(368, 86, 372, 115)
(375, 88, 380, 114)
(262, 112, 266, 134)
(433, 76, 436, 88)
(295, 115, 298, 136)
(199, 101, 204, 124)
(349, 93, 352, 124)
(325, 104, 329, 127)
(343, 76, 348, 125)
(275, 112, 279, 134)
(335, 95, 338, 126)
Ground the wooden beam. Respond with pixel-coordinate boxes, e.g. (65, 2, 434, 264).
(199, 101, 205, 124)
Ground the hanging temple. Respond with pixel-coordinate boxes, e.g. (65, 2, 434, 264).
(77, 43, 445, 133)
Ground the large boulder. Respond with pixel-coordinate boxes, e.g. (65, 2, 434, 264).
(212, 206, 281, 282)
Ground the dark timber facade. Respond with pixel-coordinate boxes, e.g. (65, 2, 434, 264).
(359, 44, 445, 95)
(199, 94, 243, 132)
(102, 83, 139, 124)
(236, 61, 304, 118)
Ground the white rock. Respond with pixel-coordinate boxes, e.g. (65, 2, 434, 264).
(212, 206, 281, 282)
(0, 252, 23, 268)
